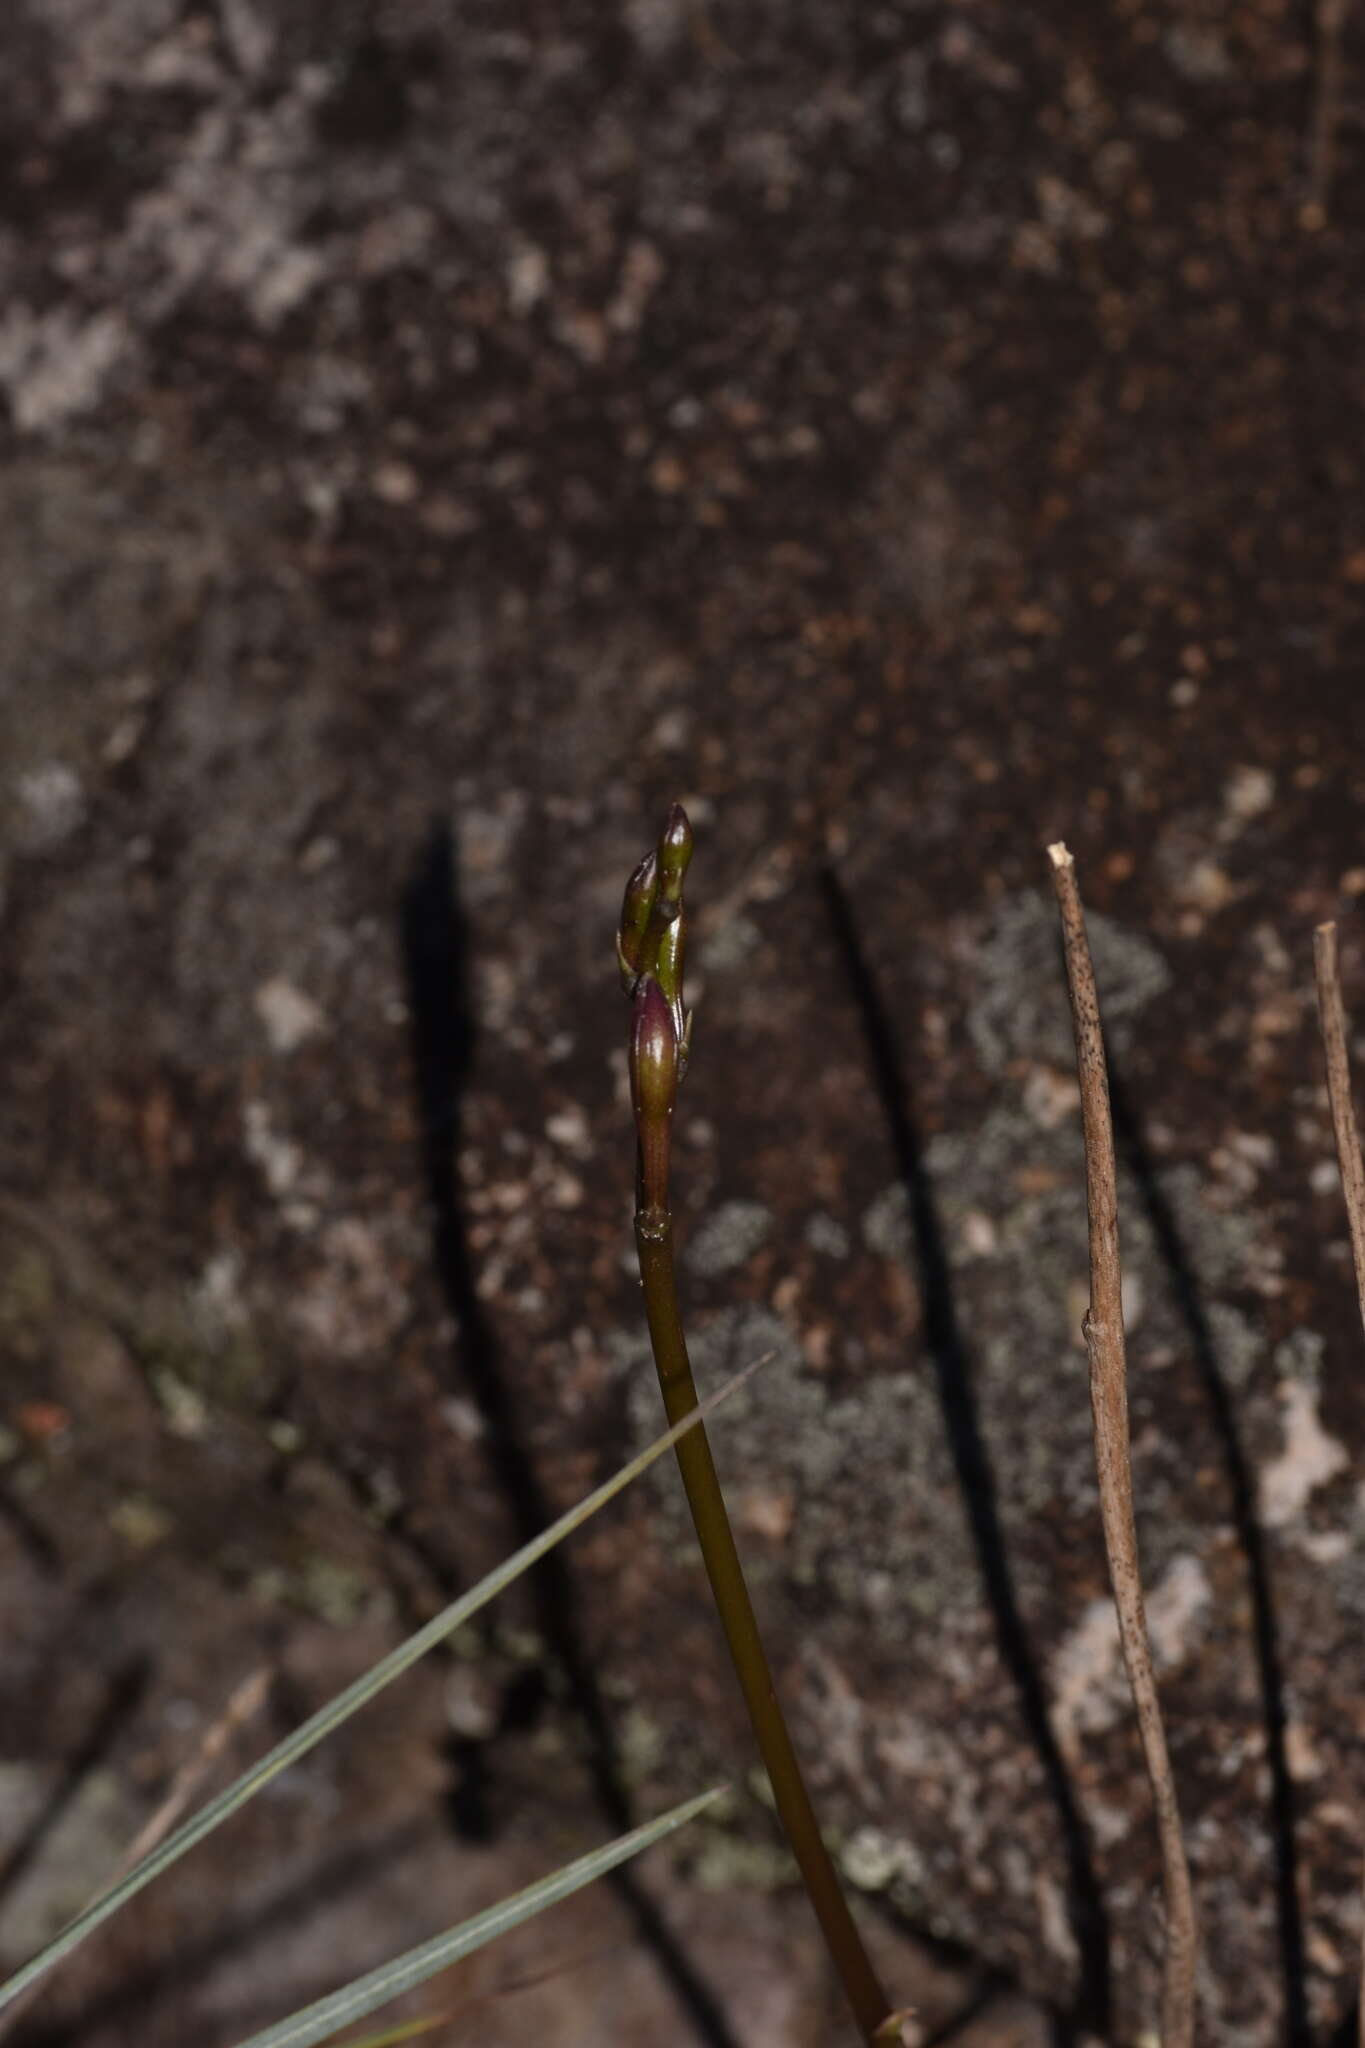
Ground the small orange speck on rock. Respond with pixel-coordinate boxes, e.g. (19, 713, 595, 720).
(18, 1402, 69, 1443)
(649, 452, 687, 494)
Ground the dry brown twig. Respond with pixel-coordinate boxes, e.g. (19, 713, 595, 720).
(0, 1665, 271, 2044)
(1314, 923, 1365, 1305)
(1048, 843, 1198, 2048)
(1312, 920, 1365, 2048)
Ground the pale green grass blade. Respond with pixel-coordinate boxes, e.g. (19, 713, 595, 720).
(0, 1358, 767, 2017)
(232, 1788, 723, 2048)
(330, 1935, 612, 2046)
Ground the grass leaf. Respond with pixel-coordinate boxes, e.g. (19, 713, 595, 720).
(230, 1787, 723, 2048)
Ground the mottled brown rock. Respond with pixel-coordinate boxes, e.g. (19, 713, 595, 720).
(3, 2, 1365, 2043)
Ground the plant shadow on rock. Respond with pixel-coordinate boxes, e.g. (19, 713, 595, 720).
(399, 819, 740, 2048)
(819, 864, 1111, 2048)
(1328, 1994, 1361, 2048)
(1106, 1066, 1309, 2048)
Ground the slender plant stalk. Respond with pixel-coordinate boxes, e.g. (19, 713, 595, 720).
(1312, 919, 1365, 2048)
(620, 806, 892, 2045)
(1048, 843, 1197, 2048)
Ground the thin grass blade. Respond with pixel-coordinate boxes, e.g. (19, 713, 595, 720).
(0, 1359, 767, 2016)
(230, 1788, 722, 2048)
(329, 1937, 616, 2047)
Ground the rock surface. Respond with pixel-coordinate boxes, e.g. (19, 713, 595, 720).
(3, 2, 1365, 2043)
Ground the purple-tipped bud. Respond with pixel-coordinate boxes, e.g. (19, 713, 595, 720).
(654, 803, 693, 923)
(619, 804, 695, 1176)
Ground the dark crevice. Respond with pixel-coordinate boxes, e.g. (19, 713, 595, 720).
(1327, 1993, 1360, 2048)
(397, 819, 740, 2048)
(819, 862, 1111, 2047)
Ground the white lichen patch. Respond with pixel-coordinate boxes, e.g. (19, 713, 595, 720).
(1259, 1374, 1348, 1531)
(861, 1183, 911, 1261)
(959, 1207, 997, 1256)
(1049, 1596, 1122, 1759)
(1049, 1553, 1212, 1758)
(289, 1217, 410, 1363)
(13, 761, 86, 852)
(243, 1098, 306, 1199)
(621, 1303, 979, 1622)
(189, 1249, 250, 1337)
(146, 1365, 208, 1439)
(685, 1199, 773, 1277)
(1144, 1553, 1215, 1681)
(875, 1709, 971, 1789)
(545, 1103, 591, 1155)
(254, 975, 326, 1053)
(690, 1830, 796, 1893)
(804, 1210, 851, 1258)
(0, 308, 130, 435)
(1036, 1871, 1080, 1971)
(840, 1824, 925, 1893)
(109, 1492, 176, 1546)
(698, 913, 763, 974)
(1220, 764, 1276, 836)
(1020, 1063, 1081, 1129)
(967, 892, 1170, 1075)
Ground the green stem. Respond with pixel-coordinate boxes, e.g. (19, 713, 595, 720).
(619, 804, 891, 2041)
(634, 1197, 890, 2043)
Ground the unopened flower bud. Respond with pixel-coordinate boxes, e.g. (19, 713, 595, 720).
(654, 803, 693, 924)
(620, 805, 695, 1192)
(618, 850, 659, 992)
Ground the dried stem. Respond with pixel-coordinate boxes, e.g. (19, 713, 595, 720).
(622, 807, 893, 2044)
(1049, 843, 1197, 2048)
(1314, 923, 1365, 1307)
(1312, 920, 1365, 2048)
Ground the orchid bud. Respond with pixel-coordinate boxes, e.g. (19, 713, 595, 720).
(653, 803, 693, 924)
(618, 849, 659, 992)
(620, 805, 694, 1087)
